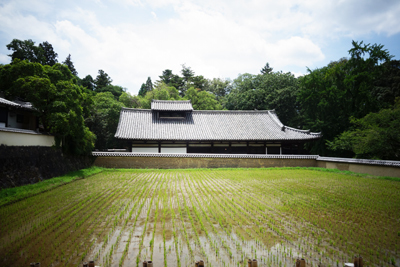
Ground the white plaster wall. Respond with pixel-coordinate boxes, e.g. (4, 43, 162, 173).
(0, 131, 55, 146)
(132, 147, 158, 153)
(161, 147, 186, 154)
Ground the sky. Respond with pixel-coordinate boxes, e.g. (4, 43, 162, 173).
(1, 0, 400, 95)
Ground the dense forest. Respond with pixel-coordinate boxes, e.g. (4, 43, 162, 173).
(1, 39, 399, 160)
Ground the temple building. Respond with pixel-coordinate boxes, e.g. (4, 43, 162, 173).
(115, 100, 321, 154)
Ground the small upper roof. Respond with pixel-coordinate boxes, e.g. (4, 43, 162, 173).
(151, 99, 193, 111)
(115, 106, 322, 141)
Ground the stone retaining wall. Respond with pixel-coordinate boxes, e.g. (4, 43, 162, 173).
(0, 146, 94, 189)
(316, 157, 400, 178)
(94, 155, 317, 169)
(92, 152, 400, 178)
(92, 153, 319, 169)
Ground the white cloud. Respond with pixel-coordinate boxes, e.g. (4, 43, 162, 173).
(269, 37, 325, 68)
(0, 0, 399, 94)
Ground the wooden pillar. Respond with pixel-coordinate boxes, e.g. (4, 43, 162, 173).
(158, 141, 161, 153)
(246, 141, 249, 154)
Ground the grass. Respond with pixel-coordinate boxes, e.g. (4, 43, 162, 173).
(0, 166, 104, 207)
(0, 167, 399, 267)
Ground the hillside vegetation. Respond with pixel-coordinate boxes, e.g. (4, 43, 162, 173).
(1, 39, 399, 158)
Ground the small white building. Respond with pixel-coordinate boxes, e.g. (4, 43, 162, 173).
(0, 97, 55, 147)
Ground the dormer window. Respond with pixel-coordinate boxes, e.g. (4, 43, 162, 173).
(151, 99, 193, 120)
(159, 111, 186, 119)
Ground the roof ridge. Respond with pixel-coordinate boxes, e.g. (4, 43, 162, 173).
(122, 107, 151, 111)
(267, 110, 284, 127)
(121, 108, 276, 113)
(151, 99, 191, 103)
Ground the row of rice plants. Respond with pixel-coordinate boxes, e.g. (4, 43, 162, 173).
(3, 177, 116, 266)
(45, 172, 140, 266)
(99, 172, 154, 267)
(196, 172, 287, 266)
(218, 169, 400, 267)
(135, 174, 164, 266)
(1, 169, 399, 267)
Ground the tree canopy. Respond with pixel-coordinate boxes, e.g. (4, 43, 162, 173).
(6, 39, 58, 66)
(94, 69, 113, 90)
(328, 98, 400, 160)
(2, 38, 399, 159)
(63, 54, 78, 76)
(298, 41, 394, 155)
(225, 71, 300, 126)
(0, 59, 95, 155)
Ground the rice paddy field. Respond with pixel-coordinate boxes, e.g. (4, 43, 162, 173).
(0, 168, 399, 267)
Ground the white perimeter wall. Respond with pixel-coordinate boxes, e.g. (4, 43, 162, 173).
(0, 131, 55, 146)
(132, 147, 158, 153)
(161, 147, 187, 154)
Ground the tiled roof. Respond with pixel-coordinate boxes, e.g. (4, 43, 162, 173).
(92, 151, 319, 159)
(0, 97, 20, 107)
(115, 107, 322, 141)
(151, 100, 193, 111)
(0, 97, 34, 110)
(13, 100, 34, 109)
(317, 157, 400, 167)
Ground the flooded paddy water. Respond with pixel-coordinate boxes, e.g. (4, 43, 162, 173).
(0, 168, 399, 267)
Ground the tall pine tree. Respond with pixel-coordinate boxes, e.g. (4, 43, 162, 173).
(63, 54, 78, 76)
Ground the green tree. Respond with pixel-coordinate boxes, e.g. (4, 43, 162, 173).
(80, 75, 95, 91)
(159, 69, 173, 84)
(191, 75, 207, 90)
(87, 92, 123, 150)
(158, 69, 183, 93)
(6, 39, 43, 63)
(39, 41, 58, 66)
(145, 77, 153, 91)
(96, 85, 125, 99)
(180, 65, 207, 94)
(261, 62, 273, 74)
(185, 87, 222, 110)
(138, 77, 154, 97)
(373, 59, 400, 106)
(63, 54, 78, 76)
(181, 64, 195, 83)
(328, 98, 400, 160)
(136, 82, 182, 109)
(119, 92, 141, 108)
(94, 69, 112, 90)
(226, 71, 300, 126)
(0, 59, 95, 155)
(138, 83, 147, 97)
(298, 41, 394, 155)
(6, 39, 59, 66)
(204, 78, 232, 105)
